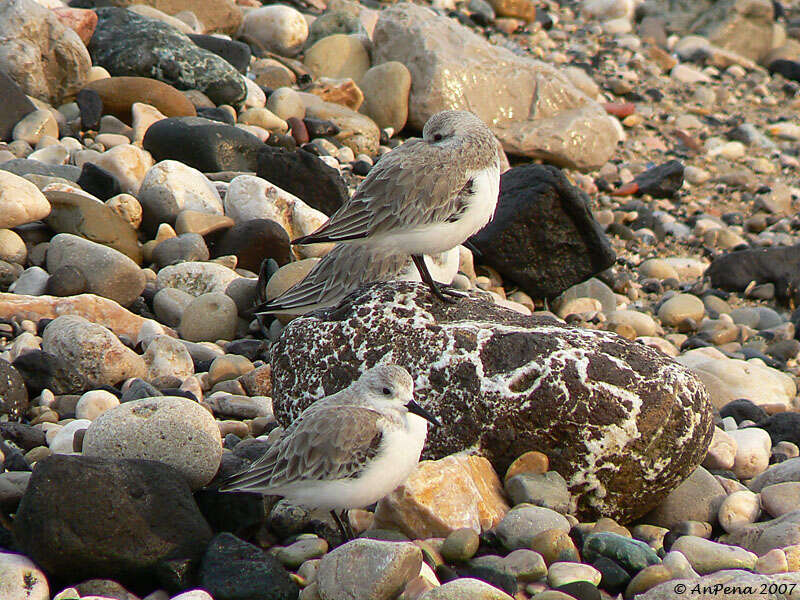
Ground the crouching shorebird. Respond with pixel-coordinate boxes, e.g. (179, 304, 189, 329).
(292, 110, 501, 304)
(218, 365, 440, 540)
(255, 244, 460, 316)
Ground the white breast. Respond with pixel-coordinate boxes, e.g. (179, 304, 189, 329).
(378, 164, 501, 256)
(278, 415, 429, 511)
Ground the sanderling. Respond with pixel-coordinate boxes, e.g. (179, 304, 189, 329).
(256, 244, 461, 316)
(218, 364, 440, 540)
(292, 110, 500, 303)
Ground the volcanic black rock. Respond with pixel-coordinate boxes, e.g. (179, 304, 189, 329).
(271, 282, 713, 521)
(470, 164, 615, 299)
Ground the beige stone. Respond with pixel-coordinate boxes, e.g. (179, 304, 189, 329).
(304, 34, 370, 82)
(359, 62, 411, 132)
(374, 455, 509, 538)
(372, 3, 620, 171)
(0, 171, 51, 228)
(0, 292, 172, 340)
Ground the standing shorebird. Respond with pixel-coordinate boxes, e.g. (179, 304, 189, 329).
(292, 110, 500, 303)
(218, 365, 439, 540)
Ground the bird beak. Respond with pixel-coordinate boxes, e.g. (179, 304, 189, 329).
(406, 400, 441, 428)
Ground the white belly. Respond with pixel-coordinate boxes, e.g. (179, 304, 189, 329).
(373, 165, 500, 256)
(279, 415, 429, 510)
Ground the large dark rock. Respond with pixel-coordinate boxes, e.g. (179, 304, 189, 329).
(199, 533, 299, 600)
(77, 162, 122, 201)
(213, 218, 292, 271)
(188, 34, 251, 74)
(143, 117, 263, 173)
(707, 244, 800, 303)
(13, 455, 213, 588)
(89, 8, 246, 106)
(756, 412, 800, 448)
(0, 359, 28, 420)
(12, 350, 87, 395)
(0, 68, 36, 142)
(470, 164, 615, 299)
(256, 146, 349, 216)
(632, 160, 684, 199)
(271, 282, 713, 522)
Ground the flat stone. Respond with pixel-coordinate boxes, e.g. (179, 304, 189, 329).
(761, 482, 800, 518)
(671, 535, 758, 574)
(644, 466, 726, 529)
(44, 190, 141, 263)
(420, 577, 514, 599)
(143, 117, 264, 173)
(582, 532, 661, 574)
(47, 233, 145, 306)
(722, 510, 800, 555)
(316, 539, 421, 600)
(84, 76, 196, 123)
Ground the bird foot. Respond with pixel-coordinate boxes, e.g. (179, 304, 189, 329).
(430, 285, 466, 304)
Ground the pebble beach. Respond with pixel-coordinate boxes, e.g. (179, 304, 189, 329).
(2, 0, 800, 598)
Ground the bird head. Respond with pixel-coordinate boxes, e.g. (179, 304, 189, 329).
(358, 364, 440, 427)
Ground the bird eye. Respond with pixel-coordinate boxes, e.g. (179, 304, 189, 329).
(382, 387, 391, 395)
(433, 133, 443, 141)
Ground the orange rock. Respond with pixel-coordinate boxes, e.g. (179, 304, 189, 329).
(305, 78, 364, 111)
(84, 76, 196, 124)
(610, 181, 639, 196)
(487, 0, 536, 21)
(0, 292, 174, 340)
(373, 455, 509, 539)
(505, 450, 549, 482)
(52, 7, 98, 45)
(602, 102, 636, 118)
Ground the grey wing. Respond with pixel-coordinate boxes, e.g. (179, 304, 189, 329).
(294, 139, 475, 243)
(255, 245, 411, 314)
(218, 405, 385, 493)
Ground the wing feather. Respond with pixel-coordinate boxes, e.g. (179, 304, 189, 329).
(293, 138, 477, 244)
(219, 405, 385, 493)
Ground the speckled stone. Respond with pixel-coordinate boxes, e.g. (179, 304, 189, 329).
(89, 8, 246, 106)
(83, 395, 222, 489)
(271, 282, 713, 522)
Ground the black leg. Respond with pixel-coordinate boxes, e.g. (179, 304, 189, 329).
(340, 510, 355, 540)
(331, 510, 351, 542)
(411, 255, 461, 304)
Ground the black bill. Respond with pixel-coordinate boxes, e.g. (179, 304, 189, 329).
(406, 400, 442, 428)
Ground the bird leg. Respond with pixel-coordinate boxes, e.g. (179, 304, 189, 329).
(330, 509, 353, 542)
(411, 255, 464, 304)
